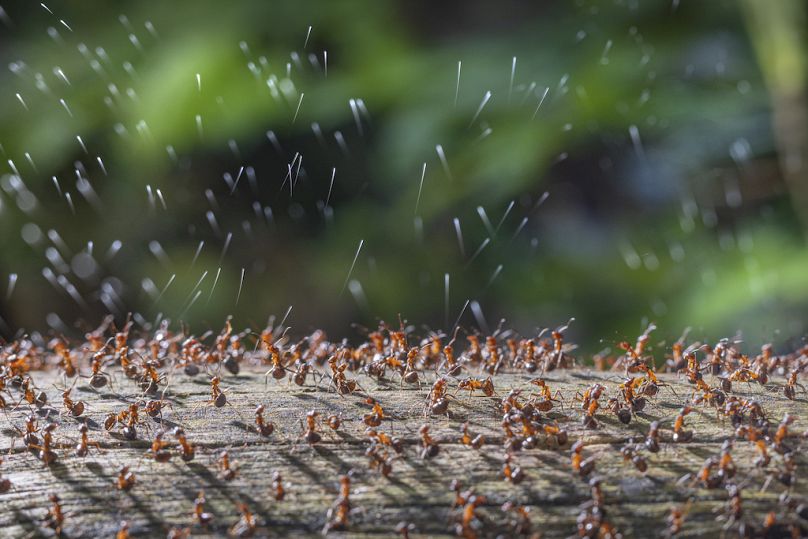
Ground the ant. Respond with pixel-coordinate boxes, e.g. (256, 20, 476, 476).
(607, 397, 632, 424)
(254, 405, 274, 436)
(149, 430, 172, 462)
(366, 444, 395, 477)
(217, 450, 238, 481)
(87, 347, 114, 389)
(457, 376, 495, 398)
(671, 406, 694, 442)
(442, 330, 462, 376)
(271, 471, 285, 501)
(366, 428, 404, 454)
(50, 337, 77, 378)
(542, 423, 569, 447)
(718, 484, 745, 533)
(426, 377, 450, 416)
(75, 424, 102, 457)
(167, 528, 191, 539)
(717, 441, 736, 482)
(17, 376, 46, 407)
(30, 422, 58, 466)
(263, 339, 289, 382)
(230, 503, 257, 537)
(419, 424, 440, 458)
(301, 410, 322, 444)
(395, 521, 416, 538)
(327, 358, 361, 395)
(736, 425, 771, 467)
(455, 491, 486, 538)
(194, 490, 214, 526)
(694, 457, 721, 489)
(0, 457, 11, 493)
(502, 453, 525, 484)
(620, 445, 647, 473)
(327, 414, 342, 430)
(56, 379, 86, 417)
(402, 348, 420, 384)
(666, 500, 691, 537)
(208, 376, 227, 408)
(174, 427, 195, 461)
(645, 421, 661, 453)
(501, 502, 532, 536)
(143, 387, 174, 421)
(116, 521, 130, 539)
(772, 413, 795, 453)
(459, 422, 484, 449)
(105, 403, 143, 440)
(363, 397, 385, 427)
(528, 378, 564, 412)
(22, 414, 40, 447)
(618, 377, 647, 413)
(323, 474, 352, 533)
(774, 452, 797, 488)
(116, 466, 136, 491)
(43, 493, 65, 536)
(577, 383, 606, 428)
(571, 440, 595, 478)
(783, 368, 805, 400)
(292, 361, 317, 386)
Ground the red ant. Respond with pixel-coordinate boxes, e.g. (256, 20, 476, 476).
(323, 474, 352, 533)
(419, 424, 440, 458)
(666, 500, 691, 536)
(149, 430, 172, 462)
(55, 378, 86, 417)
(217, 450, 238, 481)
(607, 397, 632, 424)
(620, 445, 647, 473)
(229, 503, 257, 537)
(302, 410, 322, 444)
(117, 466, 136, 491)
(459, 422, 484, 449)
(528, 378, 564, 412)
(117, 521, 130, 539)
(208, 376, 227, 408)
(75, 424, 102, 457)
(502, 453, 525, 484)
(426, 377, 450, 416)
(272, 471, 285, 501)
(105, 403, 143, 440)
(363, 397, 385, 427)
(43, 493, 65, 536)
(32, 422, 58, 466)
(263, 338, 289, 382)
(0, 457, 11, 493)
(577, 383, 606, 428)
(457, 376, 495, 397)
(455, 491, 486, 538)
(645, 421, 661, 453)
(194, 490, 214, 526)
(783, 368, 805, 400)
(174, 427, 195, 461)
(672, 406, 694, 442)
(571, 440, 595, 478)
(254, 405, 274, 436)
(502, 502, 532, 536)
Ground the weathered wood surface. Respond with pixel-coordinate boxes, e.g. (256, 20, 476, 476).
(1, 369, 806, 538)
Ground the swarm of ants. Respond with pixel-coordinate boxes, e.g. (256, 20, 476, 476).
(1, 315, 807, 537)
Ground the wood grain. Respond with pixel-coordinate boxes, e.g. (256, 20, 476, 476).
(0, 369, 806, 538)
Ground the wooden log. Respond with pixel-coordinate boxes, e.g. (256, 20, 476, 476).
(0, 369, 806, 538)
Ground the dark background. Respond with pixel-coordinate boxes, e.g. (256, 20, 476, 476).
(1, 0, 807, 352)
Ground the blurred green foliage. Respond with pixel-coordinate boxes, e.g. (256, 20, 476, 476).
(0, 0, 807, 351)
